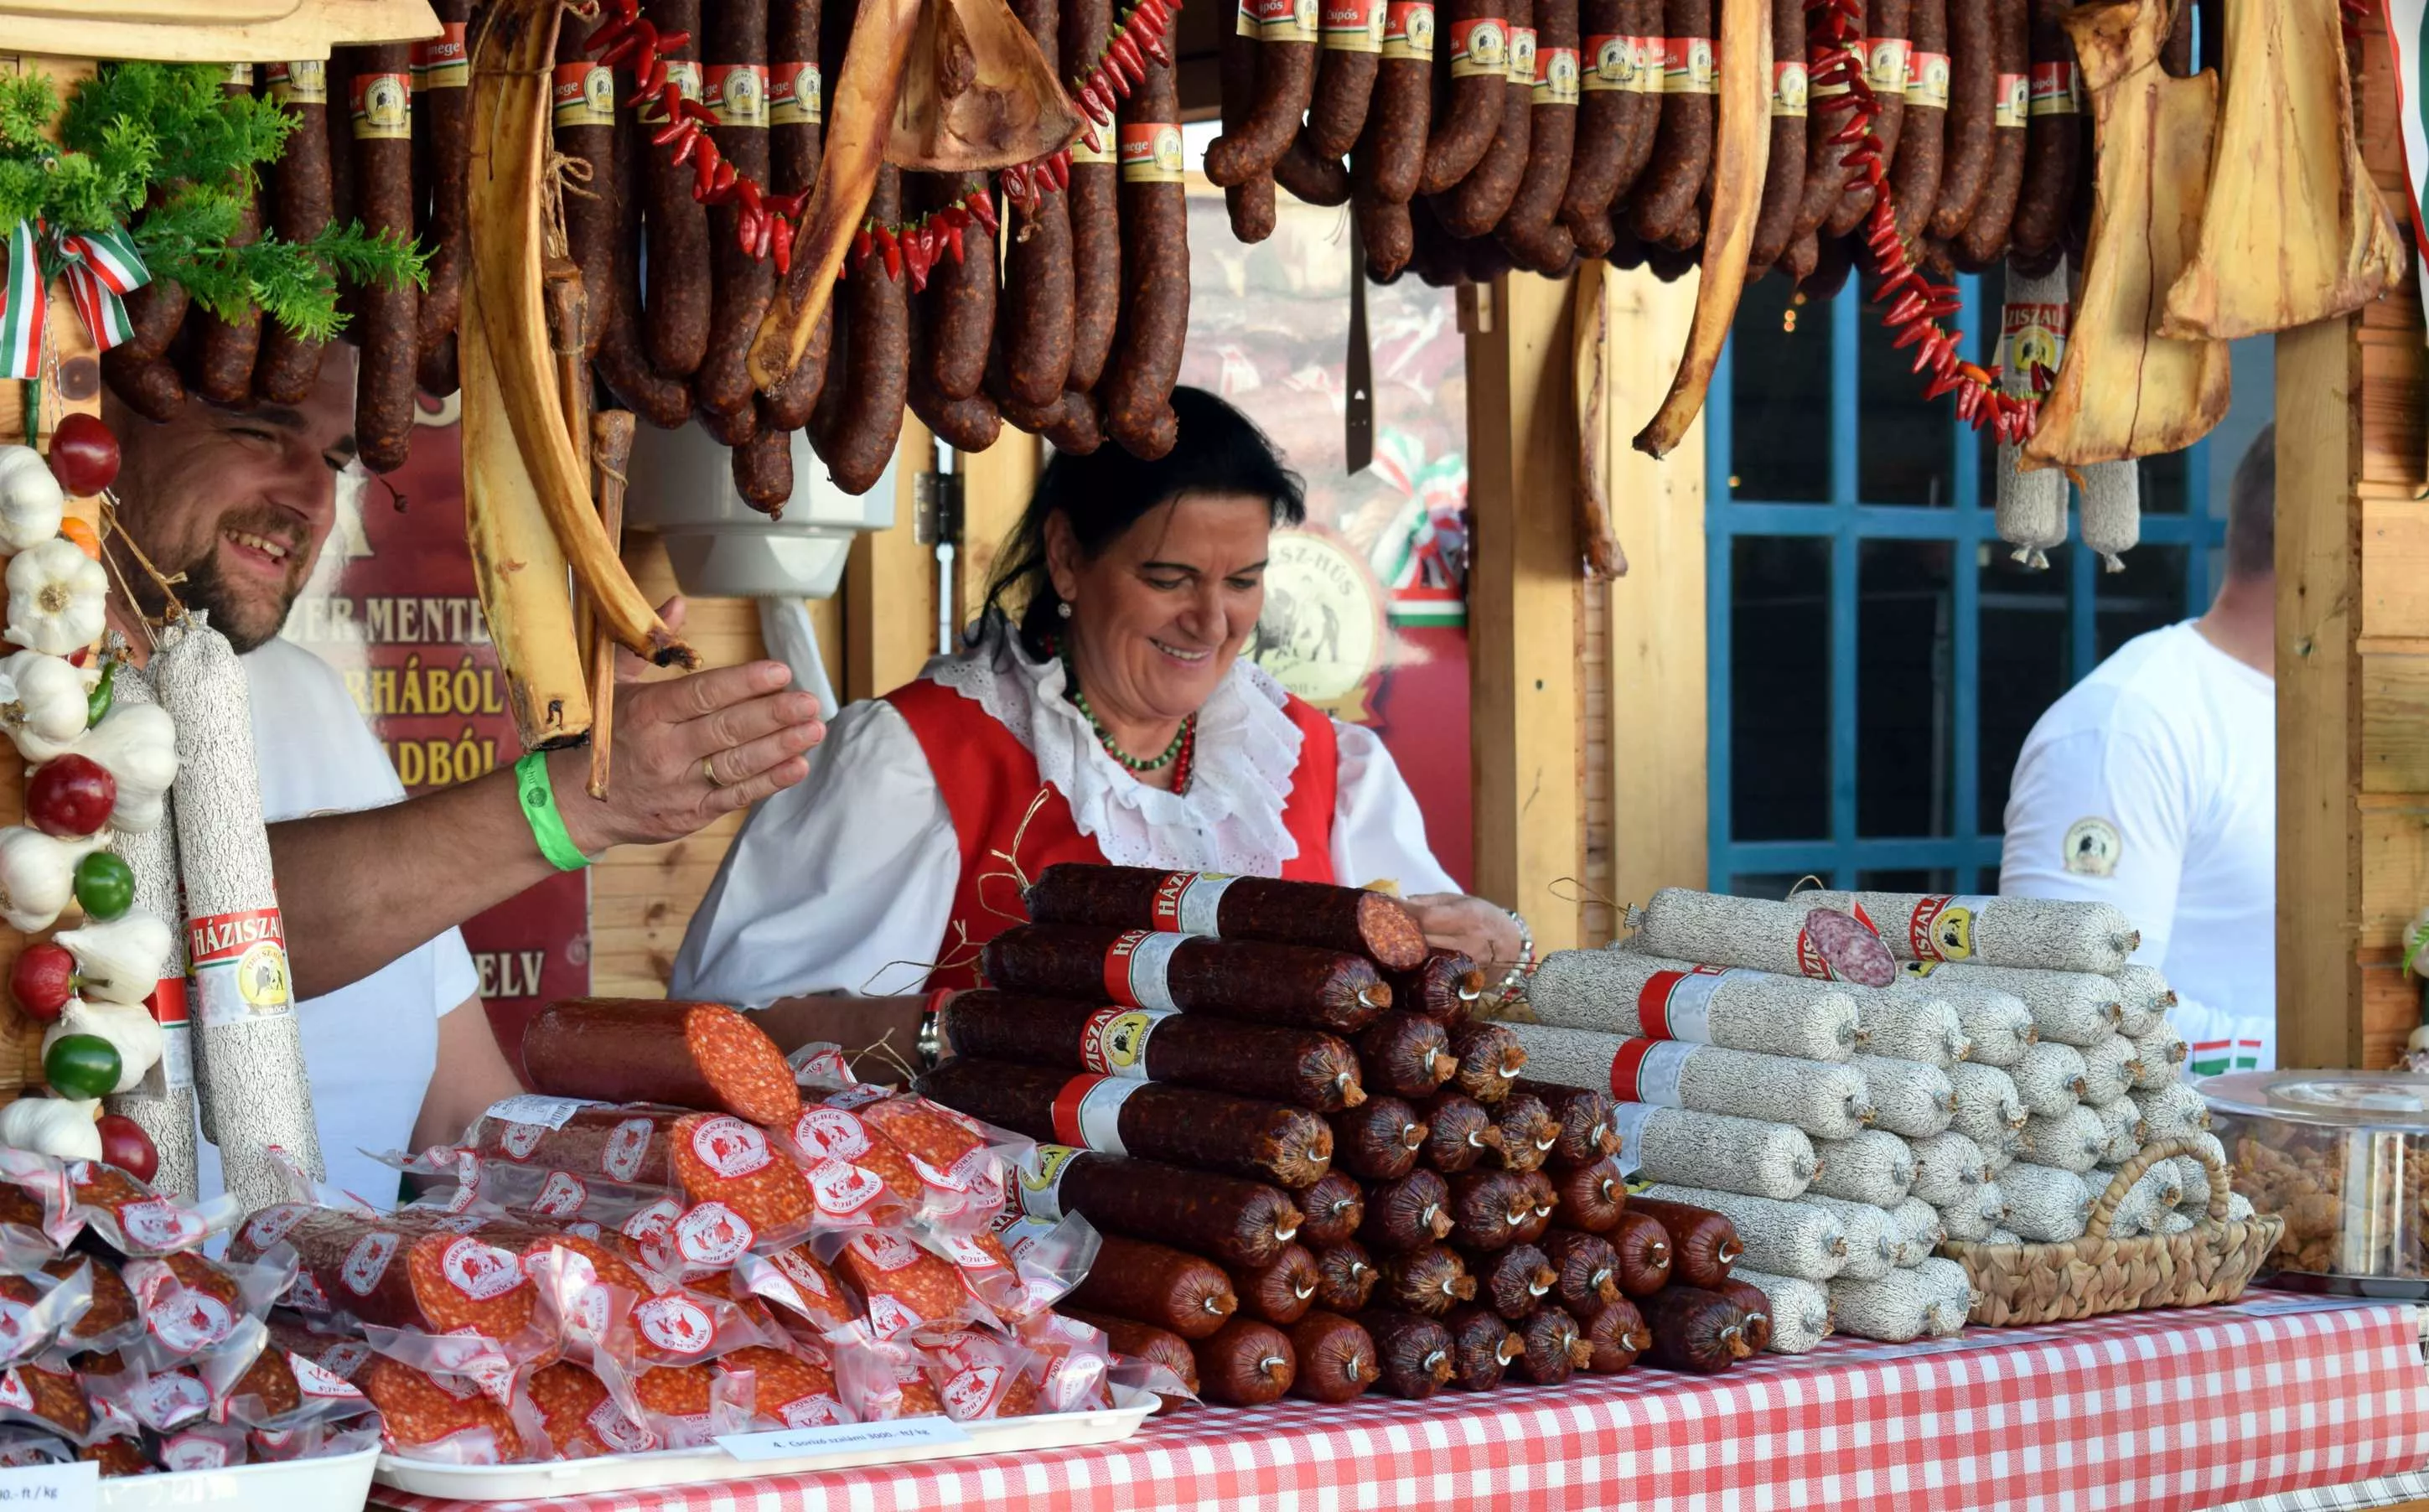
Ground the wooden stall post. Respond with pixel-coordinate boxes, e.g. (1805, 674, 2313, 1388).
(846, 417, 944, 700)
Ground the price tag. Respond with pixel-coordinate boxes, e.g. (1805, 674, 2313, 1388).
(0, 1461, 97, 1509)
(483, 1095, 603, 1131)
(717, 1418, 971, 1461)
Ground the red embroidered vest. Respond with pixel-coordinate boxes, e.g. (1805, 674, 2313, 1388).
(887, 673, 1339, 989)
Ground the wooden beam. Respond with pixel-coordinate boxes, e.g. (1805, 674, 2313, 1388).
(844, 418, 940, 702)
(1467, 272, 1586, 954)
(956, 426, 1041, 634)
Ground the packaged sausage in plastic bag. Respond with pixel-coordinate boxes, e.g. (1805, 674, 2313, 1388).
(355, 1355, 546, 1463)
(982, 1210, 1102, 1323)
(0, 1355, 107, 1445)
(45, 1254, 140, 1357)
(153, 1418, 252, 1472)
(118, 1249, 293, 1375)
(249, 1411, 384, 1463)
(920, 1331, 1039, 1421)
(831, 1229, 997, 1343)
(712, 1343, 849, 1429)
(81, 1360, 215, 1437)
(519, 1233, 779, 1373)
(0, 1264, 93, 1368)
(592, 1359, 748, 1452)
(64, 1162, 234, 1258)
(0, 1154, 80, 1261)
(1008, 1309, 1116, 1414)
(729, 1244, 860, 1337)
(830, 1337, 945, 1421)
(522, 1361, 658, 1458)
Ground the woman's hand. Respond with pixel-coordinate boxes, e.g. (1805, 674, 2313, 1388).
(1402, 893, 1526, 971)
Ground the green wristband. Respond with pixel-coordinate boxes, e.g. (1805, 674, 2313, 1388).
(515, 750, 590, 872)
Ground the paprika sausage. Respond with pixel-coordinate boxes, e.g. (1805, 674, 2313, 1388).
(1560, 0, 1654, 253)
(1953, 0, 2028, 267)
(350, 44, 419, 474)
(1307, 0, 1385, 158)
(1355, 0, 1434, 205)
(1332, 1095, 1428, 1181)
(1287, 1310, 1378, 1401)
(1629, 0, 1715, 246)
(1745, 0, 1809, 276)
(1206, 0, 1319, 186)
(1027, 864, 1427, 966)
(1416, 1089, 1505, 1173)
(1191, 1318, 1295, 1406)
(1515, 1306, 1590, 1385)
(1512, 1080, 1619, 1168)
(696, 0, 777, 423)
(1220, 13, 1278, 243)
(1359, 1168, 1455, 1252)
(919, 1058, 1334, 1187)
(598, 100, 699, 429)
(1476, 1241, 1556, 1318)
(412, 0, 472, 396)
(1064, 0, 1122, 388)
(1376, 1241, 1474, 1313)
(2005, 0, 2077, 264)
(1000, 0, 1075, 407)
(1497, 0, 1580, 270)
(1928, 0, 1994, 237)
(100, 350, 184, 422)
(1014, 1148, 1304, 1268)
(1555, 1153, 1629, 1231)
(1623, 1196, 1743, 1287)
(1105, 52, 1187, 458)
(643, 0, 713, 378)
(1493, 1092, 1559, 1173)
(1360, 1308, 1454, 1397)
(1608, 1209, 1675, 1293)
(1386, 950, 1484, 1025)
(1889, 0, 1947, 242)
(1276, 138, 1356, 205)
(1297, 1172, 1367, 1245)
(1448, 1168, 1534, 1252)
(1437, 0, 1532, 236)
(1422, 0, 1514, 192)
(1791, 6, 1861, 244)
(1448, 1021, 1525, 1102)
(756, 0, 831, 431)
(1227, 1243, 1321, 1325)
(939, 992, 1367, 1111)
(1579, 1294, 1650, 1370)
(907, 312, 1004, 453)
(1539, 1228, 1624, 1313)
(190, 66, 262, 407)
(917, 173, 996, 402)
(1442, 1302, 1522, 1388)
(552, 22, 619, 362)
(520, 999, 800, 1125)
(1826, 0, 1908, 237)
(1066, 1235, 1239, 1339)
(1359, 1012, 1455, 1100)
(809, 166, 909, 494)
(982, 925, 1390, 1032)
(1312, 1240, 1380, 1311)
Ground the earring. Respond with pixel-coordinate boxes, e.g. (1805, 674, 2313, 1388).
(1057, 600, 1073, 619)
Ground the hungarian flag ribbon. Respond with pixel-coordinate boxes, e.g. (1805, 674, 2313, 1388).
(0, 218, 152, 381)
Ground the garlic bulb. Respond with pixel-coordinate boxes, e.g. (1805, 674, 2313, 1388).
(75, 702, 175, 832)
(0, 1096, 100, 1162)
(5, 539, 105, 656)
(0, 650, 90, 764)
(44, 1001, 162, 1094)
(0, 447, 63, 553)
(57, 914, 171, 1007)
(0, 826, 75, 933)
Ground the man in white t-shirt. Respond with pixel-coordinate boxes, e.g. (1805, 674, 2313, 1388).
(2000, 427, 2276, 1074)
(100, 351, 828, 1204)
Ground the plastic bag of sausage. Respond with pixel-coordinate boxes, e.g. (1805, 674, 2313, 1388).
(152, 1417, 252, 1472)
(0, 1354, 127, 1451)
(710, 1342, 851, 1429)
(0, 1262, 95, 1369)
(589, 1358, 750, 1452)
(45, 1253, 142, 1359)
(978, 1209, 1102, 1323)
(200, 1337, 371, 1432)
(520, 1360, 660, 1458)
(789, 1049, 1031, 1235)
(64, 1161, 238, 1258)
(117, 1248, 296, 1376)
(1007, 1309, 1117, 1414)
(249, 1411, 384, 1463)
(828, 1336, 946, 1421)
(819, 1227, 1000, 1344)
(518, 1234, 785, 1375)
(0, 1152, 82, 1261)
(354, 1354, 548, 1464)
(728, 1243, 862, 1337)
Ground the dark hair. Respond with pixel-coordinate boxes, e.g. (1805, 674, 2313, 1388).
(2226, 422, 2275, 582)
(980, 386, 1307, 659)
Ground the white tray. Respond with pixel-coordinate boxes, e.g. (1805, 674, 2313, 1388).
(370, 1389, 1158, 1503)
(99, 1444, 379, 1511)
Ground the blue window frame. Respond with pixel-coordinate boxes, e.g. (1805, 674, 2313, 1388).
(1703, 274, 2234, 898)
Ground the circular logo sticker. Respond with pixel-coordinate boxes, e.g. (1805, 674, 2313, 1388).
(807, 1157, 883, 1216)
(152, 1291, 235, 1352)
(534, 1172, 590, 1217)
(675, 1202, 755, 1266)
(243, 1205, 306, 1252)
(342, 1232, 399, 1296)
(850, 1230, 920, 1271)
(235, 940, 291, 1011)
(440, 1239, 526, 1302)
(119, 1198, 205, 1253)
(1250, 528, 1390, 721)
(2063, 816, 2122, 877)
(603, 1118, 655, 1182)
(497, 1121, 548, 1161)
(791, 1107, 872, 1162)
(361, 75, 409, 132)
(635, 1294, 715, 1356)
(688, 1117, 774, 1180)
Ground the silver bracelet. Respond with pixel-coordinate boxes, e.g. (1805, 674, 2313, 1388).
(1494, 909, 1534, 1005)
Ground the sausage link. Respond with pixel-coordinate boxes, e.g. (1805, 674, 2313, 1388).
(644, 0, 713, 377)
(1190, 1317, 1295, 1406)
(918, 1059, 1334, 1188)
(1497, 0, 1579, 269)
(1643, 1285, 1753, 1372)
(1421, 0, 1510, 192)
(1952, 0, 2027, 267)
(810, 166, 909, 493)
(1207, 4, 1320, 185)
(1437, 0, 1532, 236)
(942, 992, 1367, 1111)
(1494, 1092, 1560, 1173)
(1628, 0, 1715, 244)
(1889, 0, 1947, 242)
(1358, 1012, 1456, 1100)
(1448, 1168, 1535, 1252)
(412, 0, 472, 395)
(1790, 5, 1861, 241)
(1386, 950, 1485, 1025)
(1740, 0, 1808, 273)
(983, 925, 1390, 1032)
(1826, 0, 1909, 236)
(696, 0, 776, 421)
(1000, 0, 1075, 407)
(1561, 0, 1641, 250)
(1442, 1302, 1523, 1388)
(553, 23, 619, 363)
(1047, 385, 1108, 453)
(728, 428, 796, 512)
(1275, 137, 1355, 205)
(1064, 0, 1122, 385)
(1287, 1310, 1378, 1401)
(915, 172, 996, 402)
(2005, 0, 2075, 262)
(1622, 1196, 1743, 1287)
(1708, 1276, 1774, 1352)
(1360, 1307, 1455, 1397)
(1307, 1, 1384, 157)
(326, 49, 358, 228)
(1066, 1235, 1239, 1339)
(1359, 1168, 1456, 1252)
(1579, 1294, 1650, 1370)
(1333, 1095, 1428, 1181)
(1510, 1080, 1619, 1168)
(1929, 0, 1994, 237)
(1416, 1090, 1505, 1173)
(1376, 1241, 1474, 1314)
(190, 68, 262, 406)
(1030, 1149, 1305, 1268)
(256, 60, 332, 401)
(524, 999, 800, 1123)
(1476, 1241, 1556, 1318)
(598, 100, 699, 428)
(1227, 1242, 1321, 1325)
(100, 349, 185, 421)
(1312, 1240, 1380, 1312)
(1516, 1306, 1590, 1385)
(351, 44, 420, 474)
(908, 316, 1004, 453)
(1297, 1171, 1368, 1246)
(758, 0, 830, 428)
(1555, 1153, 1629, 1232)
(1540, 1228, 1623, 1313)
(1355, 0, 1434, 203)
(1058, 1307, 1201, 1395)
(1512, 1169, 1559, 1246)
(1105, 53, 1188, 458)
(754, 302, 830, 431)
(1607, 1209, 1676, 1294)
(1224, 24, 1281, 243)
(1448, 1021, 1525, 1103)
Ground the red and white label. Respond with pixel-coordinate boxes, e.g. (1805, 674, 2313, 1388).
(779, 1393, 847, 1427)
(688, 1116, 774, 1180)
(621, 1197, 683, 1251)
(1448, 15, 1510, 75)
(850, 1230, 922, 1272)
(317, 1341, 371, 1380)
(1907, 894, 1996, 962)
(769, 61, 821, 125)
(1318, 0, 1387, 50)
(151, 1290, 235, 1353)
(533, 1172, 590, 1217)
(244, 1205, 306, 1252)
(291, 1353, 364, 1400)
(676, 1203, 755, 1266)
(942, 1363, 1004, 1421)
(160, 1432, 233, 1471)
(603, 1118, 655, 1181)
(792, 1106, 874, 1162)
(866, 1293, 920, 1340)
(1636, 966, 1733, 1043)
(806, 1157, 884, 1217)
(287, 1271, 329, 1313)
(704, 63, 769, 127)
(1101, 929, 1184, 1011)
(589, 1398, 655, 1452)
(0, 1300, 29, 1356)
(635, 1294, 716, 1356)
(1662, 34, 1714, 92)
(1607, 1038, 1693, 1108)
(1079, 1007, 1174, 1078)
(1994, 71, 2028, 127)
(129, 1372, 208, 1429)
(342, 1232, 398, 1296)
(1049, 1074, 1142, 1154)
(0, 1372, 28, 1411)
(119, 1198, 204, 1251)
(497, 1121, 548, 1161)
(1149, 873, 1236, 935)
(2028, 60, 2082, 115)
(189, 907, 293, 1028)
(1608, 1102, 1655, 1179)
(441, 1239, 526, 1302)
(1381, 0, 1434, 59)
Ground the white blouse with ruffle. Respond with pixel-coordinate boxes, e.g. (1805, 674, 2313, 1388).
(670, 635, 1458, 1008)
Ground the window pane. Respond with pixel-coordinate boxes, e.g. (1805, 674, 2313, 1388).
(1858, 868, 1956, 893)
(1732, 536, 1832, 841)
(1978, 540, 2073, 831)
(1859, 299, 1958, 508)
(2138, 448, 2189, 515)
(2096, 543, 2190, 661)
(1731, 281, 1832, 503)
(1858, 539, 1955, 837)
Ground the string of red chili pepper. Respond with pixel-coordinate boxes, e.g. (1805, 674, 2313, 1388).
(583, 0, 825, 273)
(998, 0, 1182, 217)
(848, 195, 1001, 290)
(1808, 0, 2036, 443)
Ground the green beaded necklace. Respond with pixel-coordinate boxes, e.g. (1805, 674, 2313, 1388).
(1060, 641, 1195, 774)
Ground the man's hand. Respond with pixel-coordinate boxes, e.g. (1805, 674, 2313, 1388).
(1403, 892, 1525, 971)
(557, 598, 826, 852)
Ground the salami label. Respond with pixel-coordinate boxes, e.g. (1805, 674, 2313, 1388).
(128, 1373, 208, 1430)
(341, 1231, 398, 1296)
(413, 22, 471, 89)
(350, 71, 412, 141)
(604, 1117, 655, 1181)
(1994, 71, 2028, 128)
(2001, 299, 2068, 395)
(1661, 34, 1715, 93)
(441, 1239, 524, 1301)
(1863, 37, 1910, 93)
(496, 1121, 547, 1161)
(1118, 124, 1186, 184)
(781, 1392, 847, 1427)
(1069, 131, 1119, 165)
(142, 976, 192, 1093)
(189, 907, 293, 1028)
(706, 64, 770, 127)
(1583, 34, 1644, 91)
(1534, 45, 1580, 103)
(791, 1106, 875, 1162)
(689, 1116, 774, 1180)
(1240, 0, 1323, 40)
(533, 1172, 590, 1216)
(638, 60, 705, 122)
(1905, 895, 1999, 963)
(676, 1202, 756, 1266)
(1449, 16, 1511, 77)
(290, 1353, 363, 1401)
(1636, 966, 1732, 1043)
(806, 1157, 885, 1216)
(243, 1205, 305, 1252)
(1505, 26, 1538, 83)
(1608, 1102, 1655, 1178)
(1771, 60, 1809, 116)
(1905, 50, 1951, 108)
(1101, 929, 1184, 1008)
(2028, 60, 2083, 115)
(1049, 1074, 1142, 1154)
(1606, 1038, 1692, 1108)
(1382, 2, 1437, 60)
(553, 63, 617, 127)
(590, 1397, 655, 1451)
(485, 1094, 601, 1131)
(636, 1294, 716, 1356)
(267, 61, 329, 106)
(1015, 1144, 1084, 1221)
(1149, 873, 1237, 935)
(120, 1197, 204, 1251)
(1080, 1007, 1176, 1077)
(1322, 0, 1391, 52)
(770, 62, 823, 125)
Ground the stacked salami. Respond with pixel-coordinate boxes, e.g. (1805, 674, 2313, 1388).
(917, 864, 1766, 1400)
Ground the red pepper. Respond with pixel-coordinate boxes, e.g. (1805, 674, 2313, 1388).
(966, 190, 998, 236)
(942, 216, 966, 261)
(878, 225, 903, 280)
(854, 225, 875, 261)
(1109, 32, 1146, 81)
(650, 111, 694, 147)
(596, 32, 643, 70)
(737, 206, 763, 254)
(1079, 85, 1111, 125)
(585, 10, 637, 55)
(686, 99, 721, 127)
(737, 179, 764, 215)
(771, 219, 793, 273)
(1142, 23, 1174, 65)
(1080, 121, 1106, 154)
(1921, 366, 1965, 401)
(1096, 64, 1131, 101)
(712, 158, 739, 195)
(1133, 0, 1171, 29)
(671, 127, 706, 165)
(655, 27, 693, 53)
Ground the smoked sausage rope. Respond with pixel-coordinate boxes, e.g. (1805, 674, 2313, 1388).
(520, 998, 801, 1125)
(1220, 18, 1280, 244)
(1026, 865, 1428, 968)
(1629, 0, 1716, 246)
(1951, 0, 2024, 267)
(1436, 0, 1532, 236)
(1888, 0, 1946, 241)
(1420, 0, 1511, 193)
(755, 0, 831, 435)
(938, 992, 1368, 1110)
(1064, 1235, 1239, 1338)
(1308, 0, 1389, 157)
(640, 0, 714, 379)
(695, 0, 778, 432)
(100, 662, 197, 1203)
(1105, 50, 1188, 458)
(350, 44, 421, 474)
(811, 165, 911, 494)
(1824, 0, 1906, 236)
(1348, 0, 1432, 277)
(1063, 0, 1122, 394)
(1000, 0, 1078, 409)
(412, 0, 473, 396)
(189, 66, 264, 407)
(155, 617, 323, 1204)
(916, 172, 997, 403)
(555, 20, 621, 363)
(1207, 0, 1320, 185)
(597, 85, 698, 429)
(2004, 0, 2074, 267)
(1011, 1146, 1304, 1269)
(1745, 0, 1810, 274)
(917, 1056, 1335, 1188)
(1559, 0, 1653, 255)
(1929, 0, 1993, 236)
(1497, 0, 1581, 270)
(981, 925, 1391, 1031)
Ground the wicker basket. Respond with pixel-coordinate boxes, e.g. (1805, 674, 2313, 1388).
(1942, 1136, 2285, 1326)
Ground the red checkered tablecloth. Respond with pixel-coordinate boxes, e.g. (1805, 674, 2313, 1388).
(367, 1296, 2429, 1512)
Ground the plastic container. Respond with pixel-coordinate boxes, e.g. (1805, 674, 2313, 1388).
(372, 1389, 1158, 1503)
(2207, 1069, 2429, 1299)
(98, 1444, 378, 1510)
